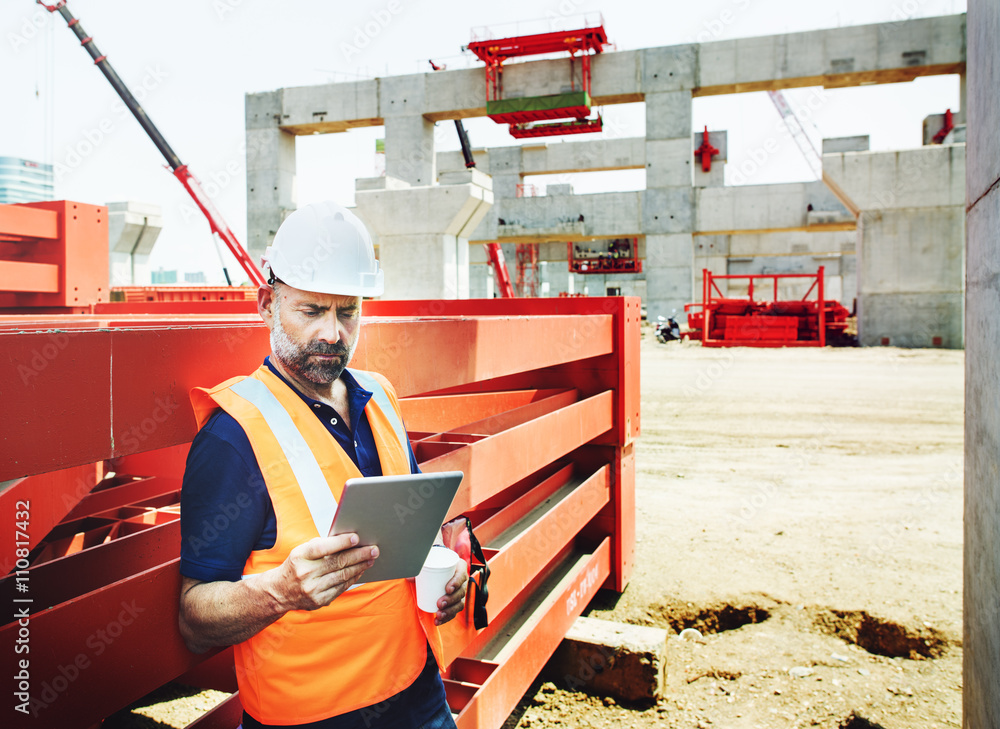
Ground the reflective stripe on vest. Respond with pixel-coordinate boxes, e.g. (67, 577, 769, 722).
(230, 376, 337, 537)
(349, 368, 409, 459)
(229, 370, 409, 539)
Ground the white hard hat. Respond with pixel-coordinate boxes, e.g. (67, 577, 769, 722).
(260, 202, 384, 297)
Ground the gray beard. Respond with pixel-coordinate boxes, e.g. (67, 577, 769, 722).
(270, 305, 356, 385)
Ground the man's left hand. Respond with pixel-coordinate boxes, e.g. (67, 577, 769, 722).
(434, 563, 468, 626)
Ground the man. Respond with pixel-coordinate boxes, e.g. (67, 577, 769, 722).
(178, 201, 467, 729)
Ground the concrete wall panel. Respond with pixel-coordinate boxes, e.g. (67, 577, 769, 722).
(965, 151, 1000, 729)
(860, 207, 964, 294)
(859, 292, 962, 347)
(967, 6, 998, 205)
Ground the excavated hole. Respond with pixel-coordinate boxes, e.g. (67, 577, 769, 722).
(813, 609, 948, 659)
(838, 712, 888, 729)
(647, 599, 773, 636)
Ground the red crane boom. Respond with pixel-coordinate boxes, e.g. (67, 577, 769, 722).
(38, 0, 266, 287)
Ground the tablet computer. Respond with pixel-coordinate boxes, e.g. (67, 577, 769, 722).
(328, 471, 464, 584)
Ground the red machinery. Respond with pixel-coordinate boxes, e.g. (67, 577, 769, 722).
(0, 201, 638, 728)
(685, 267, 851, 347)
(467, 17, 608, 138)
(568, 238, 642, 275)
(932, 108, 955, 143)
(694, 126, 721, 172)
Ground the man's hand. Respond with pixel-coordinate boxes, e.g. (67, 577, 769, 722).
(178, 532, 378, 654)
(271, 533, 378, 611)
(433, 562, 469, 626)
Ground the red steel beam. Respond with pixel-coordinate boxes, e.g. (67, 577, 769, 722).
(62, 476, 180, 522)
(0, 203, 59, 240)
(0, 560, 210, 729)
(0, 314, 614, 481)
(400, 389, 566, 434)
(452, 539, 611, 728)
(0, 462, 105, 567)
(0, 261, 60, 293)
(185, 693, 244, 729)
(426, 391, 613, 516)
(474, 463, 576, 543)
(0, 520, 179, 612)
(439, 465, 609, 664)
(0, 298, 637, 729)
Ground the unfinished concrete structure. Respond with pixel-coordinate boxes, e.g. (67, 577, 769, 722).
(246, 13, 966, 345)
(965, 1, 1000, 725)
(107, 201, 163, 286)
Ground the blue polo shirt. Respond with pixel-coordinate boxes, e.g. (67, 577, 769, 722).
(180, 357, 421, 583)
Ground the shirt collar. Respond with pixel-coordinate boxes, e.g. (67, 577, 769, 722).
(263, 356, 372, 411)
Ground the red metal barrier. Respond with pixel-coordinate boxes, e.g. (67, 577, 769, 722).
(0, 295, 638, 728)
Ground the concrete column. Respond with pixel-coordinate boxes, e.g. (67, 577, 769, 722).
(644, 89, 694, 320)
(246, 90, 296, 261)
(384, 115, 436, 186)
(107, 201, 163, 286)
(965, 3, 1000, 726)
(354, 169, 493, 299)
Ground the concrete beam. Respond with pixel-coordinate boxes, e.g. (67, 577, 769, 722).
(251, 15, 965, 134)
(695, 14, 965, 95)
(473, 191, 642, 243)
(696, 182, 850, 234)
(437, 138, 646, 179)
(543, 617, 667, 703)
(354, 172, 492, 299)
(823, 145, 966, 211)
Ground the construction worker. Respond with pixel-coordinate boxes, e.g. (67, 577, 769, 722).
(177, 201, 468, 729)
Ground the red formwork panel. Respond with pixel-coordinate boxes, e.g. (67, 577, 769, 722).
(0, 201, 109, 310)
(0, 298, 638, 729)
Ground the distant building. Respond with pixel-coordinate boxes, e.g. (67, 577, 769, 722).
(184, 271, 207, 284)
(0, 156, 54, 204)
(151, 268, 178, 284)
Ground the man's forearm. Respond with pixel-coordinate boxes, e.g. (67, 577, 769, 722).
(178, 573, 286, 653)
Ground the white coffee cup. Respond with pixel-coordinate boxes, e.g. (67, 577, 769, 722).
(416, 546, 461, 613)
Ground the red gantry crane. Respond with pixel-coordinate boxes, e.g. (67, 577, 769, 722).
(467, 16, 609, 139)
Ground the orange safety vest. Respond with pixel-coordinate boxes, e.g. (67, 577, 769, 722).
(190, 364, 443, 725)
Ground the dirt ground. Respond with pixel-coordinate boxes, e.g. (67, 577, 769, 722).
(511, 334, 964, 729)
(112, 335, 964, 729)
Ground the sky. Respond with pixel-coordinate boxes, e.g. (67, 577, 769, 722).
(1, 0, 966, 284)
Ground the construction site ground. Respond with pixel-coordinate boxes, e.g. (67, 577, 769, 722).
(109, 335, 964, 729)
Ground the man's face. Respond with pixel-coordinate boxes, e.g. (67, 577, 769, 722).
(261, 284, 362, 385)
